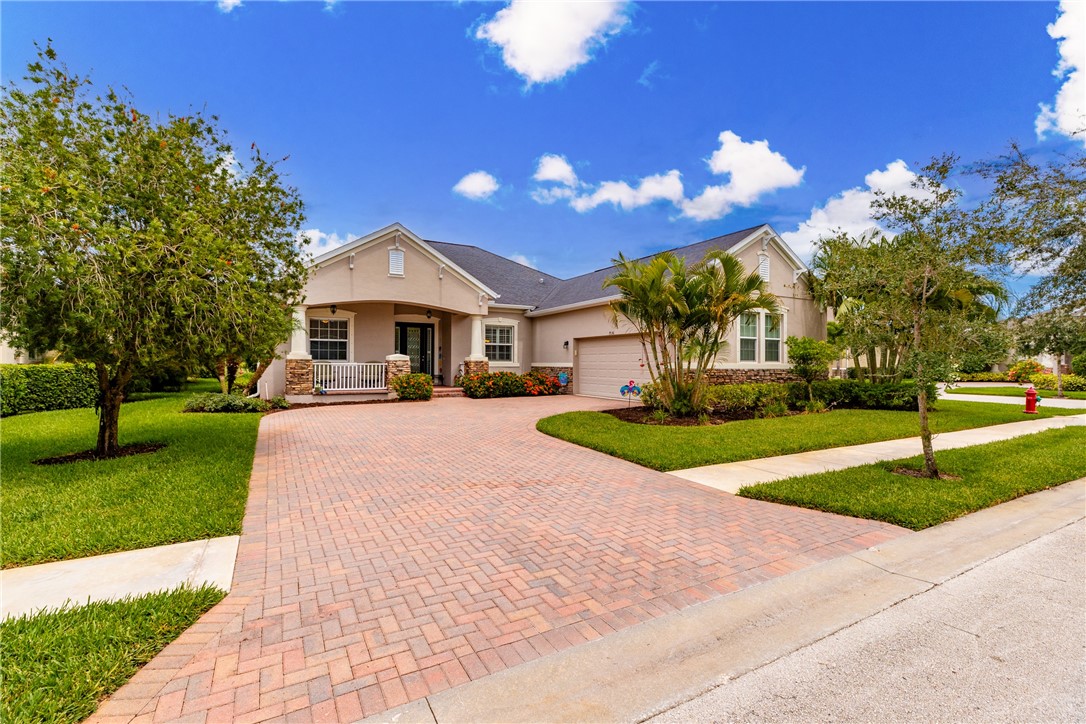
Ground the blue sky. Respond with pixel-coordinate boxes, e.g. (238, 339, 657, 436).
(3, 1, 1082, 280)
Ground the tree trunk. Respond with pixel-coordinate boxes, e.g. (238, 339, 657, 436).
(215, 359, 228, 394)
(1056, 353, 1064, 398)
(243, 359, 271, 396)
(916, 384, 939, 478)
(95, 362, 131, 459)
(226, 359, 239, 394)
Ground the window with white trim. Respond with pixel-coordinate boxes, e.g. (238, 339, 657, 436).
(309, 318, 348, 361)
(388, 248, 404, 276)
(739, 313, 758, 362)
(485, 324, 514, 362)
(764, 314, 781, 362)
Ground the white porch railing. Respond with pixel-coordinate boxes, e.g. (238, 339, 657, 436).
(313, 362, 387, 392)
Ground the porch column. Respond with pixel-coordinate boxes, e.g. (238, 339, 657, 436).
(287, 305, 310, 360)
(468, 314, 486, 360)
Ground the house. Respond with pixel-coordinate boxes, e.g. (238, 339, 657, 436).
(265, 222, 824, 401)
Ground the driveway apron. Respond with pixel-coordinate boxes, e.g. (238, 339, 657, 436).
(93, 396, 905, 723)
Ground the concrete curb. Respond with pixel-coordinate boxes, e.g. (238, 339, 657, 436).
(366, 479, 1085, 723)
(0, 536, 240, 620)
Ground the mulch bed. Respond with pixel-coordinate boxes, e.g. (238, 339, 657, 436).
(603, 406, 802, 426)
(33, 442, 168, 466)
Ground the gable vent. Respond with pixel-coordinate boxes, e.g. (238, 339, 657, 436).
(758, 254, 770, 282)
(389, 248, 405, 276)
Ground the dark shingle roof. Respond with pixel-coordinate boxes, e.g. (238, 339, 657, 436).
(426, 240, 563, 307)
(426, 224, 765, 312)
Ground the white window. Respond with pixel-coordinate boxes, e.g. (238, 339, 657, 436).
(309, 318, 348, 361)
(485, 324, 514, 362)
(758, 254, 770, 282)
(388, 248, 404, 276)
(739, 313, 758, 362)
(764, 314, 781, 362)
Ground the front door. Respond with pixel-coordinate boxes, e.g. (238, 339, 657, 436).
(395, 323, 434, 376)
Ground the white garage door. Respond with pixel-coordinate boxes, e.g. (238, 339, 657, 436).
(576, 335, 650, 400)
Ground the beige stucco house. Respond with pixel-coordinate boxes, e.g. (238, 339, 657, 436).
(268, 222, 825, 401)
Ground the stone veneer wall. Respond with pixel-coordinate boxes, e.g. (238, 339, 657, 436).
(463, 359, 489, 376)
(285, 358, 314, 395)
(530, 365, 573, 395)
(705, 368, 805, 385)
(385, 357, 411, 382)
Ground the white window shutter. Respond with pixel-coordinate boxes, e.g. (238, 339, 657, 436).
(758, 254, 770, 282)
(389, 249, 404, 276)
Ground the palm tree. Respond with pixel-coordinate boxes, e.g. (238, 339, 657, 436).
(606, 250, 778, 417)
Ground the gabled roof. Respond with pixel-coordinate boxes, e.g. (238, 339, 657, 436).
(425, 241, 563, 308)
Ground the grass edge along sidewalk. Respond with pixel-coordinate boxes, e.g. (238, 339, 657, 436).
(949, 386, 1086, 400)
(739, 427, 1086, 530)
(0, 584, 224, 724)
(536, 400, 1083, 472)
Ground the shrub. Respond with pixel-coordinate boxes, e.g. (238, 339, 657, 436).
(269, 396, 291, 410)
(805, 379, 934, 411)
(1029, 373, 1086, 392)
(182, 393, 270, 413)
(127, 360, 187, 394)
(640, 382, 662, 410)
(958, 371, 1008, 382)
(1008, 359, 1047, 383)
(389, 373, 433, 401)
(786, 336, 837, 400)
(0, 363, 98, 417)
(1072, 354, 1086, 377)
(711, 383, 791, 416)
(459, 371, 562, 399)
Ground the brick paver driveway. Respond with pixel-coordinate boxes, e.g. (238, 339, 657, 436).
(96, 396, 906, 723)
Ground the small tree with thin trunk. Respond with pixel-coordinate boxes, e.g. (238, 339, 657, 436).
(786, 336, 838, 402)
(0, 44, 308, 457)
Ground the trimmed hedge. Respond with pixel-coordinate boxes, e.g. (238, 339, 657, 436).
(459, 370, 561, 398)
(181, 393, 288, 413)
(390, 373, 433, 401)
(0, 364, 98, 417)
(1030, 373, 1086, 392)
(958, 371, 1008, 382)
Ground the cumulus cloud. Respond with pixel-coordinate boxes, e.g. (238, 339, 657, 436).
(680, 131, 805, 221)
(475, 1, 630, 85)
(217, 0, 242, 12)
(508, 253, 537, 269)
(530, 132, 803, 220)
(1036, 0, 1086, 145)
(453, 171, 501, 201)
(571, 170, 685, 212)
(299, 229, 357, 258)
(780, 160, 923, 261)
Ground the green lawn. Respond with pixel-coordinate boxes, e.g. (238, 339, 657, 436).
(949, 385, 1086, 400)
(0, 585, 224, 724)
(536, 400, 1084, 472)
(738, 427, 1086, 530)
(0, 384, 260, 568)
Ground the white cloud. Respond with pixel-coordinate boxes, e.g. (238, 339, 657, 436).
(475, 1, 630, 85)
(680, 131, 805, 221)
(217, 150, 240, 179)
(781, 160, 922, 261)
(637, 60, 660, 89)
(531, 186, 576, 205)
(1036, 0, 1086, 145)
(299, 229, 357, 258)
(508, 253, 537, 269)
(453, 171, 501, 201)
(216, 0, 242, 12)
(571, 170, 685, 212)
(533, 153, 579, 186)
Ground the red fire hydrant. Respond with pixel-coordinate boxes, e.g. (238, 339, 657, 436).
(1025, 386, 1039, 414)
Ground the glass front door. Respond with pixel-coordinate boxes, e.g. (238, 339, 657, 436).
(395, 322, 434, 376)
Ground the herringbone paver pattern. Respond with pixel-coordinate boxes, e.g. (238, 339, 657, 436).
(92, 396, 906, 723)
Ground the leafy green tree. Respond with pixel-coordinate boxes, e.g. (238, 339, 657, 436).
(1014, 310, 1086, 397)
(786, 336, 838, 401)
(0, 45, 308, 457)
(605, 250, 778, 417)
(973, 141, 1085, 314)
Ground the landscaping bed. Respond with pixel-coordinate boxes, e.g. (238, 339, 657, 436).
(738, 427, 1086, 529)
(536, 401, 1084, 472)
(0, 585, 223, 723)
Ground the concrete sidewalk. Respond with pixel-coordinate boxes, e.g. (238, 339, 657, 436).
(939, 390, 1086, 408)
(669, 413, 1086, 494)
(367, 478, 1085, 723)
(0, 536, 239, 620)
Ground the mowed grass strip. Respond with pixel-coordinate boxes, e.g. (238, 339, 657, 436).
(738, 427, 1086, 530)
(950, 386, 1086, 400)
(536, 400, 1084, 472)
(1, 387, 260, 568)
(0, 585, 225, 724)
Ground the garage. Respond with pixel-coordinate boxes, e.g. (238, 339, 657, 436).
(575, 335, 650, 400)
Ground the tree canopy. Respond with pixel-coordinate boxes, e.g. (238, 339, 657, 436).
(0, 44, 309, 456)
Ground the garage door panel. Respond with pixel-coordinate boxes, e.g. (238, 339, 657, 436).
(576, 335, 650, 400)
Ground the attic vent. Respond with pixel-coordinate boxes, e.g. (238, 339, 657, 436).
(758, 254, 770, 282)
(389, 248, 404, 276)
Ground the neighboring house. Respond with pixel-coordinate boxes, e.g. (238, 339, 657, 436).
(0, 341, 45, 365)
(267, 222, 824, 401)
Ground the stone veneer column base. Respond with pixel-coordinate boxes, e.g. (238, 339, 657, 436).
(463, 358, 489, 376)
(385, 354, 411, 390)
(285, 358, 314, 395)
(530, 365, 574, 394)
(704, 368, 806, 385)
